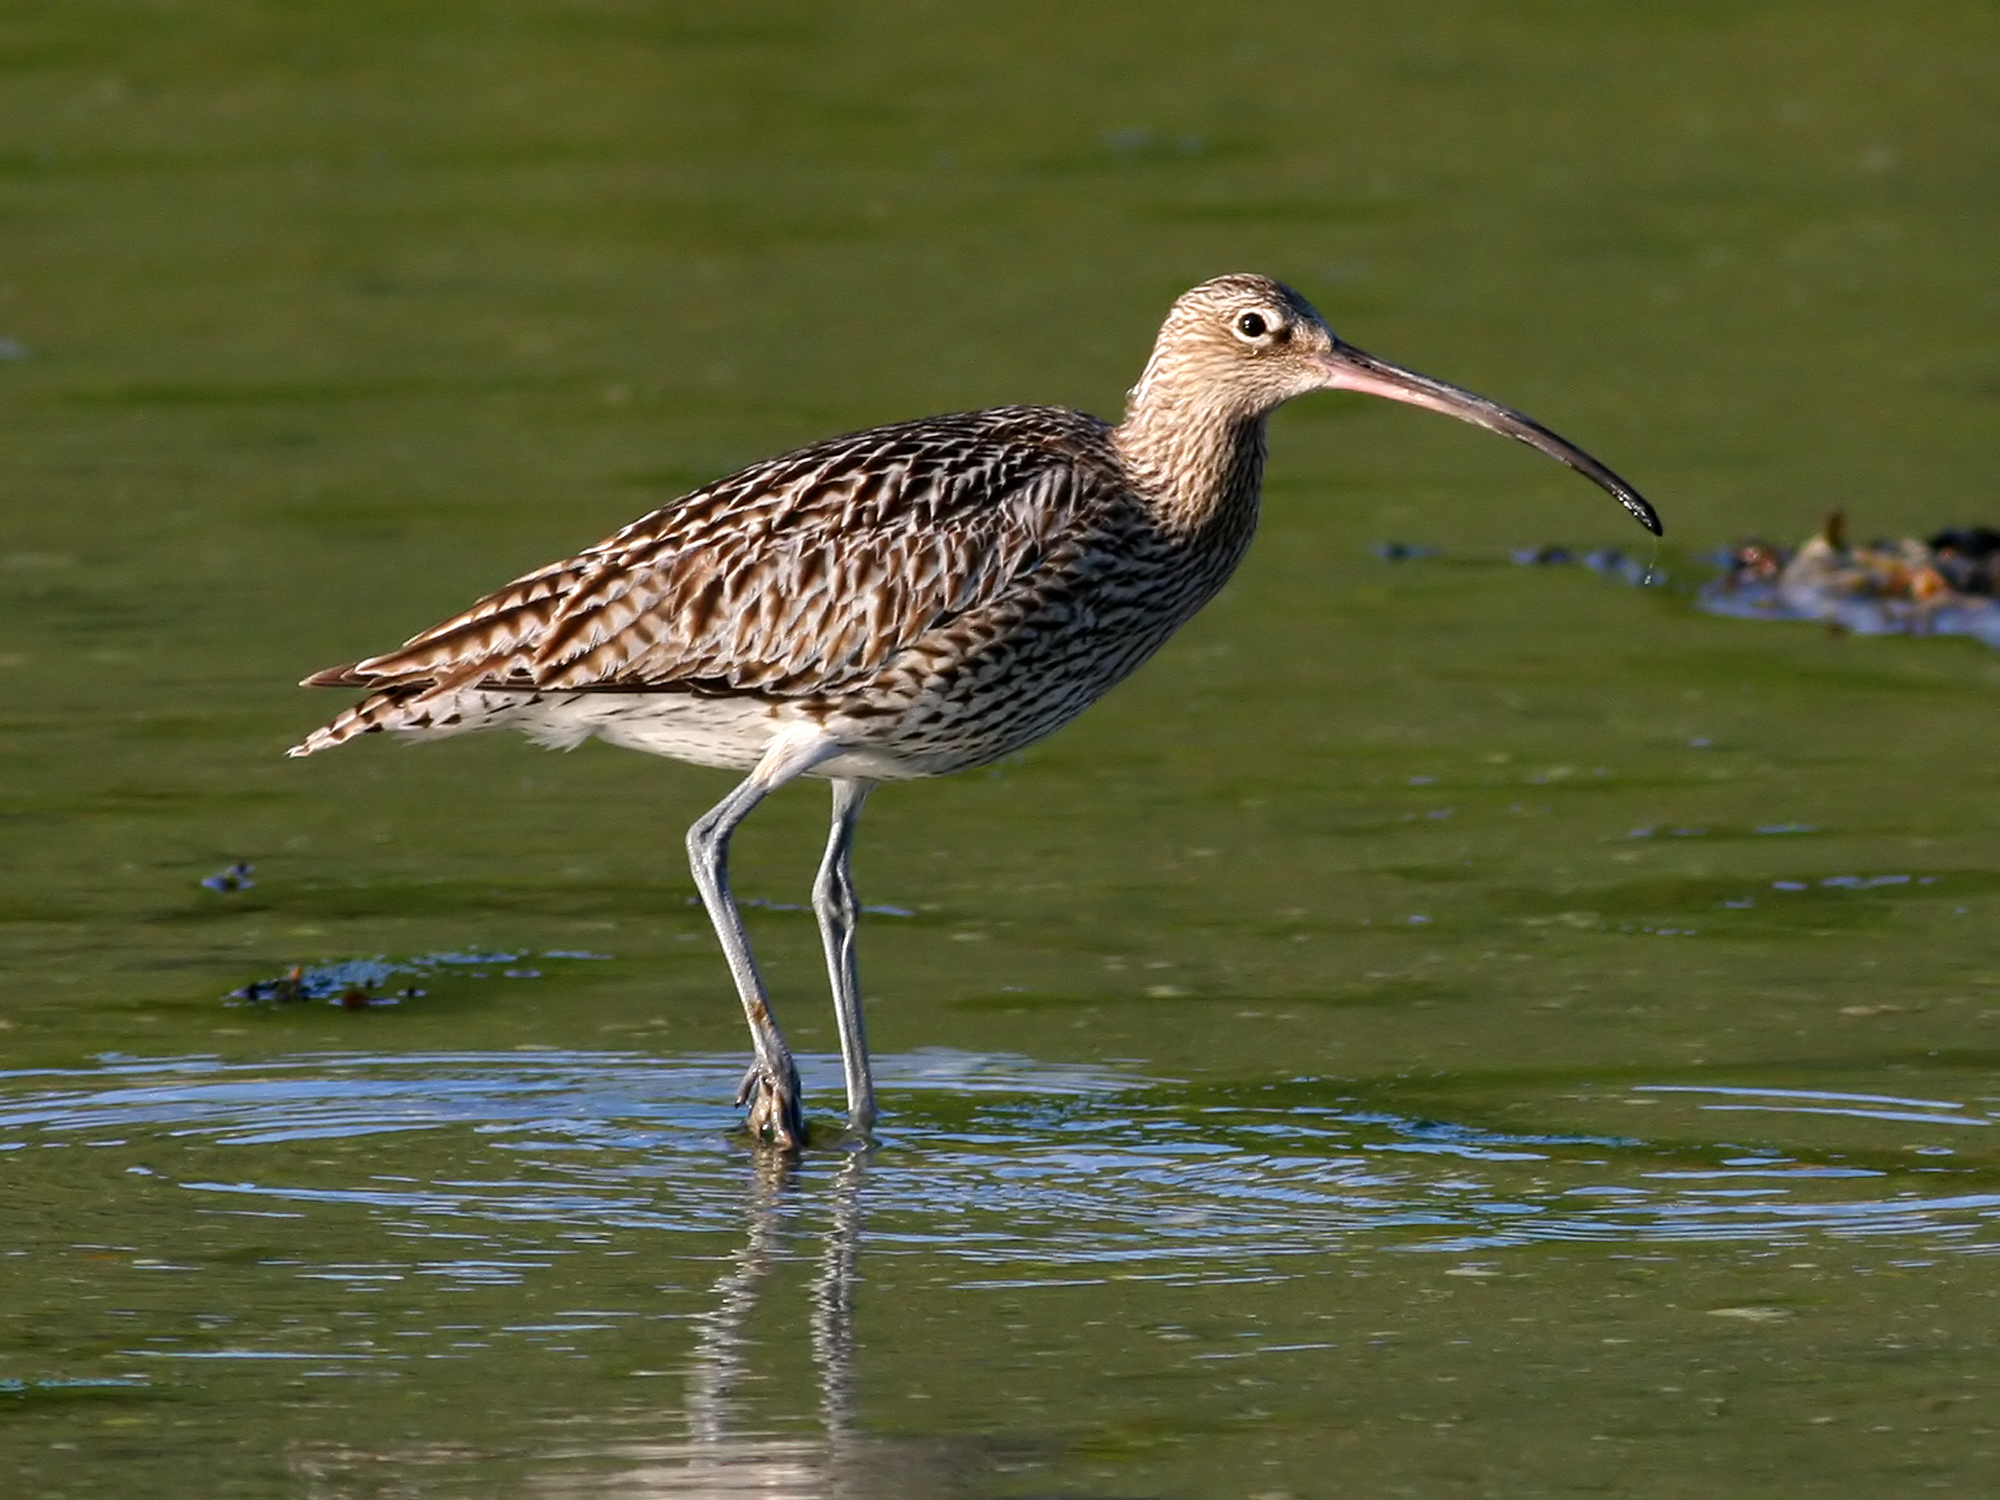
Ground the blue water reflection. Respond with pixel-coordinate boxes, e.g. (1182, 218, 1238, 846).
(4, 1050, 1998, 1271)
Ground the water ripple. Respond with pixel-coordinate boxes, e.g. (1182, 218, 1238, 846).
(2, 1051, 1996, 1273)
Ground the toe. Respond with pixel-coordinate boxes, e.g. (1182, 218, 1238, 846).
(740, 1062, 807, 1150)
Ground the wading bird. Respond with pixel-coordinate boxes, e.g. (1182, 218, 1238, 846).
(293, 274, 1658, 1148)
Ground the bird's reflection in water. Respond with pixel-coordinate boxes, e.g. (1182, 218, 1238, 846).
(284, 1142, 950, 1498)
(676, 1147, 866, 1487)
(584, 1146, 924, 1499)
(807, 1153, 864, 1447)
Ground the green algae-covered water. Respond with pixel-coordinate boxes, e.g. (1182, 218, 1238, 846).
(4, 3, 2000, 1494)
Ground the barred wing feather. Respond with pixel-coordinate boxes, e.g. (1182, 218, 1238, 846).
(302, 408, 1103, 702)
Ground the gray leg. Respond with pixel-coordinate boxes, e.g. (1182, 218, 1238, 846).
(811, 779, 877, 1133)
(686, 728, 838, 1149)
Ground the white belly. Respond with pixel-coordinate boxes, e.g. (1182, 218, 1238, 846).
(411, 688, 933, 782)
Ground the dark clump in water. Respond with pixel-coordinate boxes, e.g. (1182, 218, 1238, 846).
(200, 860, 256, 893)
(230, 959, 420, 1008)
(1372, 540, 1441, 562)
(1703, 510, 2000, 644)
(1370, 541, 1661, 583)
(226, 950, 603, 1008)
(1512, 544, 1660, 584)
(1928, 525, 2000, 594)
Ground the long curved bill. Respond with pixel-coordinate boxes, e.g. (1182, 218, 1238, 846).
(1315, 342, 1661, 536)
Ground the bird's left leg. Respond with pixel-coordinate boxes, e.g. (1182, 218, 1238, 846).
(811, 778, 877, 1134)
(686, 726, 840, 1149)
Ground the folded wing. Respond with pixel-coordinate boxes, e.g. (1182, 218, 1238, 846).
(300, 409, 1104, 715)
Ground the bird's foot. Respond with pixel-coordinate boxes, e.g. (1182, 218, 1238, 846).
(737, 1057, 808, 1150)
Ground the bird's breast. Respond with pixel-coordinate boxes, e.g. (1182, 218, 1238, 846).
(808, 499, 1258, 774)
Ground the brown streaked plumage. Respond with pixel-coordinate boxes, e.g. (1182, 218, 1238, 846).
(293, 273, 1660, 1149)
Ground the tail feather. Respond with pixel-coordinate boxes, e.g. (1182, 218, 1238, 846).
(294, 642, 531, 758)
(300, 661, 370, 689)
(288, 685, 430, 757)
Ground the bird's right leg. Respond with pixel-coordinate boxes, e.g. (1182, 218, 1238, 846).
(686, 727, 840, 1149)
(811, 778, 877, 1135)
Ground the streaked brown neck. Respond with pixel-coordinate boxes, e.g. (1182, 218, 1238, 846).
(1110, 384, 1269, 536)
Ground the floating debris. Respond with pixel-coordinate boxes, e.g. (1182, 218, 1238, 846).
(1702, 512, 2000, 645)
(199, 860, 255, 893)
(230, 960, 415, 1008)
(1627, 822, 1818, 840)
(1767, 875, 1935, 894)
(1369, 541, 1661, 583)
(0, 1376, 149, 1395)
(1515, 544, 1661, 584)
(226, 949, 614, 1009)
(1931, 526, 2000, 592)
(1373, 541, 1440, 562)
(1512, 543, 1576, 566)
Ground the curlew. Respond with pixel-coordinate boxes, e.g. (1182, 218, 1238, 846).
(292, 274, 1659, 1148)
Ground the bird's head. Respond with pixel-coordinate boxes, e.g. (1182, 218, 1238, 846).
(1127, 273, 1660, 535)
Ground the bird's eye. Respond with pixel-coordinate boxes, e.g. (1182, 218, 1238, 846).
(1235, 311, 1269, 340)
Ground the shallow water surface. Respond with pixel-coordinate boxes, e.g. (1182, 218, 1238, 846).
(3, 2, 2000, 1495)
(4, 1047, 1999, 1495)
